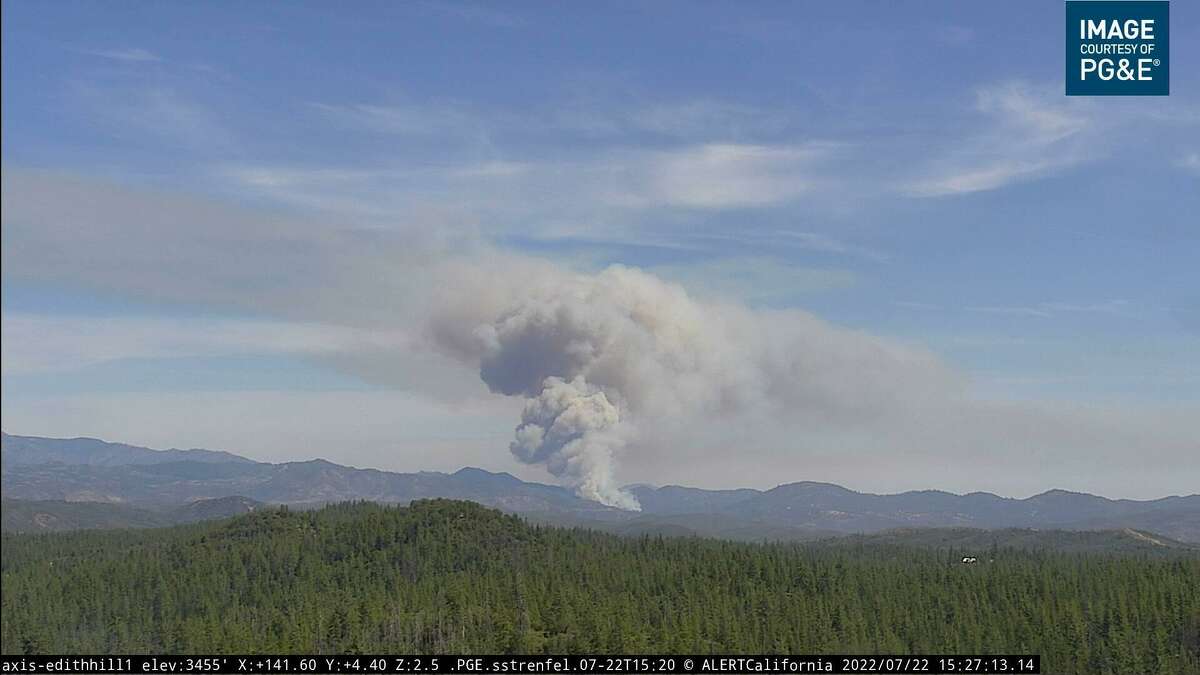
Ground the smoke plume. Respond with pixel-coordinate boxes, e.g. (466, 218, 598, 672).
(429, 261, 958, 510)
(511, 376, 636, 509)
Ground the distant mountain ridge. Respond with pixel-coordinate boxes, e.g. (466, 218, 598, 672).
(0, 433, 615, 517)
(3, 432, 1197, 542)
(1, 431, 254, 467)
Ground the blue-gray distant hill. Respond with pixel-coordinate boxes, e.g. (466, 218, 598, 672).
(0, 431, 254, 467)
(2, 432, 1197, 543)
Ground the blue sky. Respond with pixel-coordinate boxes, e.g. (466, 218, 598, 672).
(2, 1, 1197, 497)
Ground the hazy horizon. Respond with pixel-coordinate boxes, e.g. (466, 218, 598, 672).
(4, 429, 1198, 504)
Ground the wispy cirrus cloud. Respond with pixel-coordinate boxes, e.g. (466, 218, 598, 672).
(304, 80, 1194, 216)
(308, 102, 489, 139)
(967, 305, 1055, 318)
(220, 141, 835, 223)
(311, 94, 795, 143)
(306, 80, 1186, 214)
(771, 230, 889, 262)
(903, 82, 1096, 197)
(610, 142, 831, 209)
(967, 299, 1133, 319)
(73, 83, 236, 153)
(893, 301, 944, 311)
(85, 47, 162, 63)
(676, 230, 889, 263)
(297, 98, 826, 226)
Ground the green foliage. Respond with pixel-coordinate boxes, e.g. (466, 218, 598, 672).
(2, 500, 1198, 674)
(2, 497, 264, 533)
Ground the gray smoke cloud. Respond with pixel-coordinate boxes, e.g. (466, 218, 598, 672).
(511, 376, 634, 509)
(429, 262, 959, 509)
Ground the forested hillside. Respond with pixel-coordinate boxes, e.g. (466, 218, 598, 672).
(3, 500, 1199, 674)
(1, 497, 264, 532)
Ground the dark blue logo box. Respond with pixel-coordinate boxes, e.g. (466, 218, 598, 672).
(1066, 1, 1169, 96)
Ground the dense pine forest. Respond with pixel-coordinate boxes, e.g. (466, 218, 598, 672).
(2, 500, 1198, 674)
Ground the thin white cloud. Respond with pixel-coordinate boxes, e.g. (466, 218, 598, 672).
(309, 102, 488, 138)
(674, 230, 888, 263)
(609, 143, 829, 209)
(894, 301, 943, 311)
(772, 230, 889, 262)
(1040, 300, 1131, 314)
(904, 82, 1096, 197)
(86, 47, 162, 63)
(219, 141, 835, 224)
(966, 300, 1133, 319)
(306, 80, 1187, 210)
(73, 84, 235, 152)
(967, 306, 1054, 318)
(313, 95, 791, 142)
